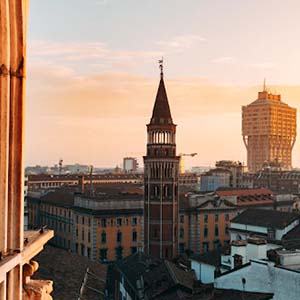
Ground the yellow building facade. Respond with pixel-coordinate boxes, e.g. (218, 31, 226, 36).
(242, 88, 297, 172)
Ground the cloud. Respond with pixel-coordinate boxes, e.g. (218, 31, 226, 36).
(156, 34, 206, 53)
(28, 40, 163, 71)
(212, 56, 236, 64)
(94, 0, 108, 5)
(249, 62, 278, 69)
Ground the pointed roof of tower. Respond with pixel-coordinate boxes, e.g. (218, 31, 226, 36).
(150, 60, 173, 125)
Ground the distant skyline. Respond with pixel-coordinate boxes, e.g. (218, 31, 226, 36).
(26, 0, 300, 168)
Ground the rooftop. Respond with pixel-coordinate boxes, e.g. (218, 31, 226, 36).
(33, 245, 107, 300)
(231, 209, 299, 229)
(191, 247, 228, 267)
(216, 188, 273, 197)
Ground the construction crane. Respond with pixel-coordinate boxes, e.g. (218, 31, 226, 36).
(180, 153, 197, 157)
(179, 153, 197, 174)
(58, 159, 63, 175)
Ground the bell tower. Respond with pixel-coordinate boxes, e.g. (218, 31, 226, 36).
(143, 60, 180, 259)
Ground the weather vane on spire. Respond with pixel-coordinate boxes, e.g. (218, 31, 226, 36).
(158, 57, 164, 78)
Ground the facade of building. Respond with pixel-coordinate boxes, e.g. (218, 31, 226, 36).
(242, 86, 297, 172)
(200, 168, 231, 192)
(191, 209, 300, 299)
(214, 254, 300, 300)
(109, 252, 273, 300)
(143, 64, 180, 259)
(230, 209, 299, 249)
(123, 157, 139, 173)
(27, 189, 143, 263)
(244, 169, 300, 194)
(182, 197, 235, 254)
(27, 173, 197, 192)
(215, 160, 244, 188)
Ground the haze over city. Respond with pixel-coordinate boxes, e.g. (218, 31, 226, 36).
(26, 0, 300, 168)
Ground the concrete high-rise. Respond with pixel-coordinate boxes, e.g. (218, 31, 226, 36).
(143, 62, 180, 259)
(242, 83, 297, 172)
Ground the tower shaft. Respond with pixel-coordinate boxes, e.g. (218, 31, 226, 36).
(143, 66, 180, 259)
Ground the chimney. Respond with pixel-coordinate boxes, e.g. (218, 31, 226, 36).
(233, 254, 243, 268)
(78, 175, 85, 193)
(246, 237, 267, 261)
(231, 240, 246, 269)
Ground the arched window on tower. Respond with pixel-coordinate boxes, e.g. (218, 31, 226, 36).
(164, 185, 169, 197)
(154, 186, 160, 197)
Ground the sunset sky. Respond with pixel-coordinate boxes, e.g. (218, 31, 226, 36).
(26, 0, 300, 168)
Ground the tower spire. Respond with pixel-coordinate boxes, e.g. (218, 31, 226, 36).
(159, 57, 163, 79)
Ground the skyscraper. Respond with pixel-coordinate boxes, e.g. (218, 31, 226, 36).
(143, 62, 180, 259)
(242, 83, 297, 172)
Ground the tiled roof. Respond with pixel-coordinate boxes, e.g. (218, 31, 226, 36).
(282, 224, 300, 250)
(33, 245, 107, 300)
(190, 247, 227, 267)
(39, 190, 75, 207)
(216, 188, 273, 197)
(113, 252, 196, 299)
(231, 209, 299, 229)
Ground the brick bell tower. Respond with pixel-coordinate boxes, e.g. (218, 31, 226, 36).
(143, 60, 180, 260)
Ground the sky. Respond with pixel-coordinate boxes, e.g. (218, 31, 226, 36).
(26, 0, 300, 168)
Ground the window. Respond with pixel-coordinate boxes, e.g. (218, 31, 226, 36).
(132, 217, 137, 225)
(204, 226, 208, 238)
(75, 243, 78, 254)
(88, 230, 91, 243)
(101, 218, 107, 227)
(76, 227, 78, 237)
(81, 244, 85, 256)
(115, 246, 123, 260)
(214, 240, 220, 250)
(203, 242, 209, 253)
(76, 215, 79, 223)
(82, 216, 84, 225)
(88, 218, 91, 227)
(215, 214, 219, 222)
(117, 218, 122, 226)
(101, 231, 106, 244)
(215, 226, 219, 237)
(117, 231, 122, 243)
(179, 243, 185, 254)
(225, 225, 229, 235)
(100, 249, 108, 262)
(204, 214, 208, 223)
(154, 186, 160, 197)
(131, 247, 137, 254)
(82, 229, 84, 241)
(180, 215, 184, 224)
(180, 227, 184, 239)
(87, 247, 91, 258)
(132, 231, 137, 242)
(225, 213, 230, 221)
(164, 185, 169, 197)
(268, 228, 275, 239)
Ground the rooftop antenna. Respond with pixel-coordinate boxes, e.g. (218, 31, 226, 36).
(263, 78, 267, 92)
(158, 57, 164, 78)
